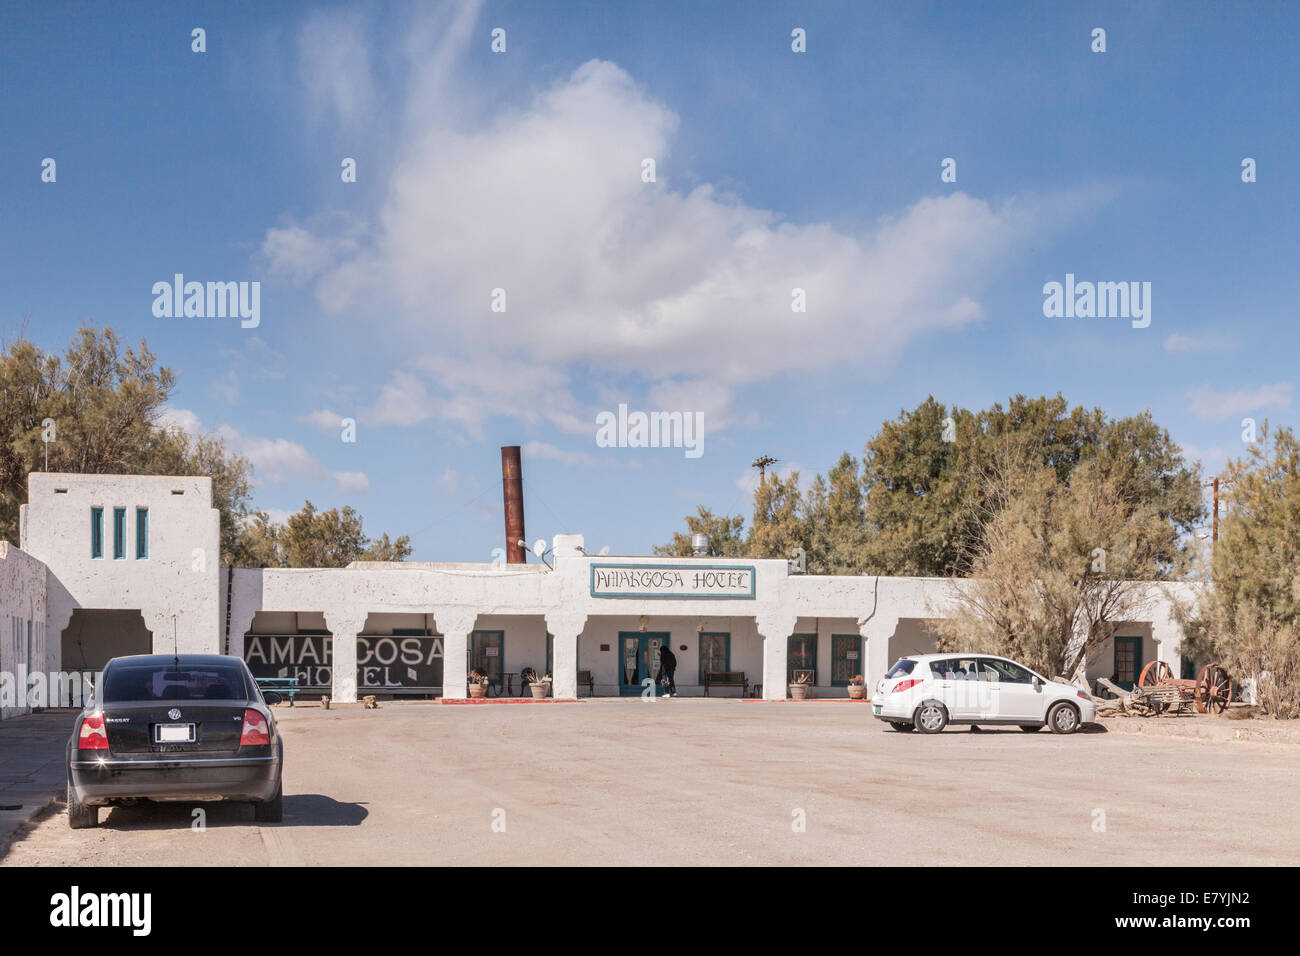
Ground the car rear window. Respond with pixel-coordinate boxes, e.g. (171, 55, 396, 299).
(884, 659, 916, 679)
(103, 664, 248, 703)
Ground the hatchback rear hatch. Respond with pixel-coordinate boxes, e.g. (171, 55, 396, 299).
(876, 658, 923, 698)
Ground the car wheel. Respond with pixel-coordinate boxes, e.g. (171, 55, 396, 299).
(254, 782, 283, 823)
(914, 701, 948, 734)
(67, 785, 98, 830)
(1047, 702, 1080, 735)
(1019, 725, 1042, 732)
(889, 720, 914, 733)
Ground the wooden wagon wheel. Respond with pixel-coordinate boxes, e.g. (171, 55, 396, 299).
(1196, 664, 1233, 714)
(1138, 660, 1172, 687)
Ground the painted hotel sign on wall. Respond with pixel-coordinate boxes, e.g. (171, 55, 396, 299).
(590, 563, 756, 599)
(244, 634, 444, 690)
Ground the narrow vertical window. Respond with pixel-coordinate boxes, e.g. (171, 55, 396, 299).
(91, 507, 103, 558)
(112, 507, 126, 559)
(135, 507, 149, 559)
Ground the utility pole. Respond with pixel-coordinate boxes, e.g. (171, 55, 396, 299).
(1204, 476, 1234, 548)
(751, 456, 778, 486)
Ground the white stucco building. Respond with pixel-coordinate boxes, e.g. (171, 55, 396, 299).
(0, 471, 1201, 716)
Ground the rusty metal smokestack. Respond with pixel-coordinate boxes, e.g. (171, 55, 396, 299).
(501, 445, 527, 564)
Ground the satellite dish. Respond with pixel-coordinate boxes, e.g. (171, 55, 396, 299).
(533, 539, 547, 558)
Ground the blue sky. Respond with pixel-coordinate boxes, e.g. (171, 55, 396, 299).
(2, 0, 1296, 561)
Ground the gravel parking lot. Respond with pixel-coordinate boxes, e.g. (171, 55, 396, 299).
(4, 699, 1298, 866)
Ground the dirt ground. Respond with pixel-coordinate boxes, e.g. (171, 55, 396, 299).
(4, 699, 1298, 866)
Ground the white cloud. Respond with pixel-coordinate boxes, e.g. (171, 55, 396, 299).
(522, 440, 598, 467)
(1186, 382, 1292, 422)
(366, 370, 438, 427)
(296, 8, 380, 129)
(261, 220, 365, 286)
(211, 368, 240, 405)
(209, 422, 368, 494)
(260, 508, 296, 526)
(265, 41, 1046, 440)
(300, 408, 347, 433)
(156, 406, 201, 436)
(1164, 332, 1234, 353)
(217, 425, 327, 484)
(333, 470, 371, 494)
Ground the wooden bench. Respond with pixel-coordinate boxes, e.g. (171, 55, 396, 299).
(576, 670, 595, 697)
(703, 671, 748, 697)
(255, 677, 300, 707)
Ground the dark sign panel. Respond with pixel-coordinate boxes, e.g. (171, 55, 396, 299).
(244, 634, 444, 691)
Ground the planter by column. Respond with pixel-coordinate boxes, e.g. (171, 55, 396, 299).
(789, 683, 809, 700)
(468, 683, 487, 699)
(847, 684, 866, 699)
(530, 682, 549, 699)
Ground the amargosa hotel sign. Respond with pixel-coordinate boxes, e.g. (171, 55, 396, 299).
(590, 563, 756, 599)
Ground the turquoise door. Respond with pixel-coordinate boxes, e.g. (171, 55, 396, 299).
(618, 632, 668, 696)
(1113, 636, 1142, 690)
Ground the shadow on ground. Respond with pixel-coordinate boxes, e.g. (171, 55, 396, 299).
(87, 793, 368, 831)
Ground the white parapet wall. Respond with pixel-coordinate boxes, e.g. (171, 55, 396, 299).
(20, 473, 221, 670)
(0, 541, 49, 718)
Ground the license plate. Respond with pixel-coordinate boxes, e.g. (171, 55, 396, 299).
(872, 705, 882, 715)
(155, 723, 195, 743)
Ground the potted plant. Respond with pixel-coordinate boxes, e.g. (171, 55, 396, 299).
(847, 674, 866, 700)
(522, 667, 550, 699)
(789, 671, 814, 700)
(467, 668, 489, 699)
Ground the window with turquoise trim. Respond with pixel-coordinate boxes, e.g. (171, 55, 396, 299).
(112, 507, 126, 559)
(830, 634, 861, 686)
(90, 507, 103, 558)
(135, 507, 149, 559)
(470, 630, 505, 685)
(788, 634, 817, 684)
(699, 633, 730, 677)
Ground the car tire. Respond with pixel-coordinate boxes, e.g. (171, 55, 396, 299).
(1019, 725, 1042, 732)
(1047, 702, 1080, 735)
(67, 785, 98, 830)
(888, 720, 914, 732)
(914, 701, 948, 734)
(254, 782, 283, 823)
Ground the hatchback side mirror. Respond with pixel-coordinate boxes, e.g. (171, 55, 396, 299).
(1032, 676, 1042, 689)
(263, 691, 283, 706)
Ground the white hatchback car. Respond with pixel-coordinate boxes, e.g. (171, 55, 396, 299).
(872, 653, 1096, 734)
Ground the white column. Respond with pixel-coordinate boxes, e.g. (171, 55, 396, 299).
(546, 612, 586, 700)
(324, 611, 367, 704)
(757, 613, 797, 700)
(436, 608, 479, 700)
(860, 615, 900, 689)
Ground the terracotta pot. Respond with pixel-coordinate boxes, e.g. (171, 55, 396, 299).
(530, 682, 549, 699)
(847, 684, 865, 699)
(789, 683, 809, 700)
(468, 683, 487, 699)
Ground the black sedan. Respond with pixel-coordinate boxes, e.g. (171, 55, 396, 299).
(67, 654, 284, 828)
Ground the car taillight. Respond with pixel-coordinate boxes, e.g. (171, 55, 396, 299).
(78, 713, 109, 750)
(240, 709, 270, 746)
(892, 679, 923, 693)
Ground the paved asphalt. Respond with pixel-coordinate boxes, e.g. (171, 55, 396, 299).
(2, 699, 1298, 866)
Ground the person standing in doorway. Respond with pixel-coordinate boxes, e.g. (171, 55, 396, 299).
(658, 644, 678, 698)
